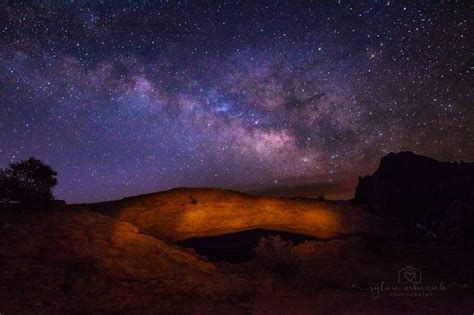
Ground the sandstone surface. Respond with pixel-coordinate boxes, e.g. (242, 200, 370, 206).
(77, 188, 380, 242)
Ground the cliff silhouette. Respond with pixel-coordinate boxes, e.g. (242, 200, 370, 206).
(354, 151, 474, 231)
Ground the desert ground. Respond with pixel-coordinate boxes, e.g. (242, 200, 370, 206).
(1, 188, 472, 313)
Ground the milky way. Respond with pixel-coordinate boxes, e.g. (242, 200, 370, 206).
(0, 1, 472, 202)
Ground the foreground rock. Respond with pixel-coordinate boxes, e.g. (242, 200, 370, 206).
(0, 208, 251, 313)
(0, 205, 472, 313)
(75, 188, 381, 242)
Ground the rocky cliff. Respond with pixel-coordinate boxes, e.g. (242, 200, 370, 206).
(354, 151, 474, 227)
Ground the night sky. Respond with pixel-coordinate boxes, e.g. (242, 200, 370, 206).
(0, 1, 472, 203)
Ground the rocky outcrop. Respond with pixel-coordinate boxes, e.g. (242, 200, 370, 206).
(0, 208, 251, 313)
(1, 188, 472, 313)
(75, 188, 381, 242)
(354, 151, 474, 226)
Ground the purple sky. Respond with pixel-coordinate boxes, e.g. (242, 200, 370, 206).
(0, 1, 472, 202)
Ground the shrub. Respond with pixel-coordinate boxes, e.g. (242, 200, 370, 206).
(0, 157, 58, 205)
(254, 235, 295, 273)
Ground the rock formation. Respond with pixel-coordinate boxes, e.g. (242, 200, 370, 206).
(354, 151, 474, 227)
(1, 175, 472, 313)
(75, 188, 381, 242)
(0, 208, 250, 313)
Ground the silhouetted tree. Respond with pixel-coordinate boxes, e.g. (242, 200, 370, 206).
(0, 157, 57, 204)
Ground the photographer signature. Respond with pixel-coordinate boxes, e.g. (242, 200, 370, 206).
(352, 265, 467, 299)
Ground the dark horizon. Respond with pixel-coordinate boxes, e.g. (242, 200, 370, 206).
(50, 150, 474, 204)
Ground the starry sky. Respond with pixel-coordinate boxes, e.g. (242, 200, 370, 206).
(0, 1, 472, 203)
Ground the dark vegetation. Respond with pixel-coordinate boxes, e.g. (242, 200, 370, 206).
(252, 235, 301, 281)
(0, 157, 57, 205)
